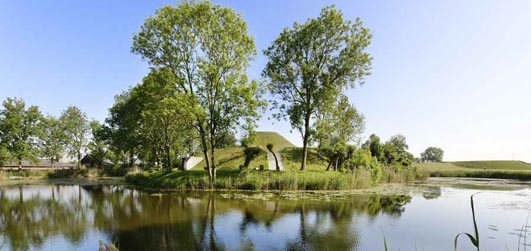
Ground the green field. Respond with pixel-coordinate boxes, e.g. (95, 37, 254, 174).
(418, 161, 531, 180)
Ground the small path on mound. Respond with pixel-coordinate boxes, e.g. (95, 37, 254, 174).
(267, 152, 284, 171)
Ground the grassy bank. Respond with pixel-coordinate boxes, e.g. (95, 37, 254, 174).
(418, 161, 531, 180)
(0, 166, 129, 182)
(126, 166, 420, 191)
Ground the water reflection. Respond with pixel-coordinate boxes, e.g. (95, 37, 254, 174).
(0, 184, 411, 250)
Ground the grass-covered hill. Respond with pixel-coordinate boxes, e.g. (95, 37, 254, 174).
(419, 160, 531, 180)
(252, 131, 296, 151)
(192, 131, 300, 171)
(452, 160, 531, 170)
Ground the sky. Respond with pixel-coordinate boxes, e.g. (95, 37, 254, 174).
(1, 0, 530, 162)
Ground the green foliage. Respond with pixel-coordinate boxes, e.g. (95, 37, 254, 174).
(0, 97, 43, 164)
(362, 134, 384, 161)
(214, 130, 237, 149)
(263, 6, 372, 170)
(39, 116, 67, 165)
(84, 120, 109, 167)
(243, 147, 264, 168)
(345, 149, 382, 177)
(126, 166, 418, 191)
(421, 147, 444, 162)
(131, 1, 265, 180)
(315, 95, 365, 147)
(46, 168, 88, 179)
(60, 106, 89, 164)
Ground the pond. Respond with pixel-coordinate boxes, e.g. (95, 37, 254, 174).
(0, 178, 529, 250)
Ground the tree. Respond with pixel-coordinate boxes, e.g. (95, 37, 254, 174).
(421, 147, 444, 162)
(383, 135, 413, 166)
(60, 106, 89, 167)
(315, 95, 364, 149)
(85, 120, 109, 168)
(362, 134, 384, 161)
(214, 130, 237, 149)
(40, 116, 66, 167)
(263, 6, 372, 170)
(131, 1, 263, 182)
(104, 89, 143, 167)
(0, 98, 43, 167)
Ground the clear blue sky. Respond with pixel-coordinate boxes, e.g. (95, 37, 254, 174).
(1, 1, 530, 162)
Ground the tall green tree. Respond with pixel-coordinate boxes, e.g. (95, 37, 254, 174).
(85, 120, 109, 167)
(0, 98, 43, 167)
(383, 134, 413, 166)
(136, 69, 198, 171)
(39, 116, 66, 167)
(263, 6, 372, 170)
(105, 89, 142, 166)
(315, 95, 365, 148)
(131, 1, 263, 181)
(362, 134, 384, 161)
(60, 106, 89, 166)
(421, 147, 444, 162)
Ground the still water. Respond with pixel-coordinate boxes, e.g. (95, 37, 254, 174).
(0, 178, 529, 251)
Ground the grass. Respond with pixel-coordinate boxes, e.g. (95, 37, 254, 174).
(418, 161, 531, 180)
(281, 147, 327, 171)
(253, 131, 295, 151)
(192, 146, 268, 170)
(0, 167, 129, 183)
(452, 160, 531, 170)
(126, 165, 419, 191)
(191, 131, 294, 171)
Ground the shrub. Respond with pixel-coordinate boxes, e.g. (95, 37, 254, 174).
(243, 147, 263, 168)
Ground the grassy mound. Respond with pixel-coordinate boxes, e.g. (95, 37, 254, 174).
(253, 131, 295, 151)
(452, 160, 531, 170)
(418, 161, 531, 180)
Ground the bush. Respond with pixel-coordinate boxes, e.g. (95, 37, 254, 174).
(243, 147, 264, 168)
(47, 168, 88, 179)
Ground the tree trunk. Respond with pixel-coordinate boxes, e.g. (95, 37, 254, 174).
(209, 141, 216, 184)
(300, 114, 311, 171)
(77, 151, 81, 168)
(325, 160, 332, 171)
(165, 144, 171, 173)
(198, 126, 211, 175)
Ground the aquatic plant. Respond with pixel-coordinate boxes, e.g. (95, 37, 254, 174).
(454, 193, 480, 251)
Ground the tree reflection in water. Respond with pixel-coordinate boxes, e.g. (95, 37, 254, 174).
(0, 184, 411, 250)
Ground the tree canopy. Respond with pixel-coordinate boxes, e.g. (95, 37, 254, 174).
(421, 147, 444, 162)
(60, 106, 89, 165)
(131, 1, 264, 181)
(263, 6, 372, 170)
(0, 98, 43, 165)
